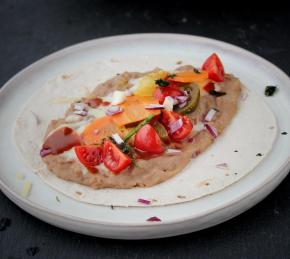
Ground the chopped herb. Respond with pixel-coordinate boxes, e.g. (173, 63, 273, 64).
(194, 68, 201, 74)
(26, 247, 40, 256)
(0, 217, 11, 231)
(167, 73, 176, 79)
(56, 196, 61, 203)
(281, 131, 288, 135)
(155, 79, 169, 87)
(209, 90, 226, 97)
(265, 86, 277, 96)
(256, 153, 263, 157)
(124, 114, 154, 142)
(132, 159, 140, 168)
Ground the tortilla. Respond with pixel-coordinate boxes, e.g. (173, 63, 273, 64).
(14, 63, 277, 207)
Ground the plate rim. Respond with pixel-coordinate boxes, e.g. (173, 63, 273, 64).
(1, 33, 290, 228)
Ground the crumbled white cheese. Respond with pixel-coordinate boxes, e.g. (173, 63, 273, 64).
(111, 90, 126, 105)
(163, 96, 174, 111)
(192, 121, 205, 132)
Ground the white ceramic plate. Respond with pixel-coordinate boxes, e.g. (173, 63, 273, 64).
(1, 34, 290, 239)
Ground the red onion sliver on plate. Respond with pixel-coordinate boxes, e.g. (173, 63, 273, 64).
(170, 118, 183, 134)
(147, 216, 161, 222)
(216, 163, 229, 169)
(204, 108, 217, 122)
(205, 124, 218, 138)
(145, 104, 165, 110)
(138, 198, 151, 205)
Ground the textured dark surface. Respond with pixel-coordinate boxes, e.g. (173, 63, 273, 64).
(0, 1, 290, 258)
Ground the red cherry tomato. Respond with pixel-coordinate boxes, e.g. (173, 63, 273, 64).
(75, 145, 103, 171)
(203, 82, 215, 92)
(161, 110, 193, 142)
(134, 124, 164, 154)
(202, 53, 225, 82)
(154, 87, 184, 104)
(103, 140, 132, 174)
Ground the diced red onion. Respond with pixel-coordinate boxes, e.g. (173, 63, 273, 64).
(204, 108, 217, 122)
(165, 149, 182, 155)
(145, 104, 165, 110)
(73, 103, 87, 111)
(175, 96, 188, 103)
(73, 110, 88, 116)
(216, 163, 229, 169)
(138, 198, 151, 205)
(106, 105, 123, 116)
(205, 124, 218, 138)
(40, 148, 52, 157)
(111, 133, 124, 145)
(178, 101, 187, 108)
(169, 118, 183, 134)
(147, 216, 161, 222)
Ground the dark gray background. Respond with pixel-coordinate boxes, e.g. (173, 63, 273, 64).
(0, 0, 290, 258)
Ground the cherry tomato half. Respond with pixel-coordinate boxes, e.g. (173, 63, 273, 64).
(134, 124, 164, 154)
(103, 140, 132, 174)
(161, 110, 193, 142)
(201, 53, 225, 82)
(154, 87, 184, 104)
(75, 145, 103, 171)
(203, 82, 215, 93)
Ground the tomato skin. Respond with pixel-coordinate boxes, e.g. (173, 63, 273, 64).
(134, 124, 164, 154)
(202, 53, 225, 82)
(103, 140, 132, 174)
(203, 82, 215, 93)
(154, 87, 184, 104)
(75, 145, 103, 171)
(161, 110, 193, 142)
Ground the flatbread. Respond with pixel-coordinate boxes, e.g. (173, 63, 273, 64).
(13, 63, 277, 207)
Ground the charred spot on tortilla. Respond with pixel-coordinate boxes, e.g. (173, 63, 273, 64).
(256, 153, 263, 157)
(281, 131, 288, 135)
